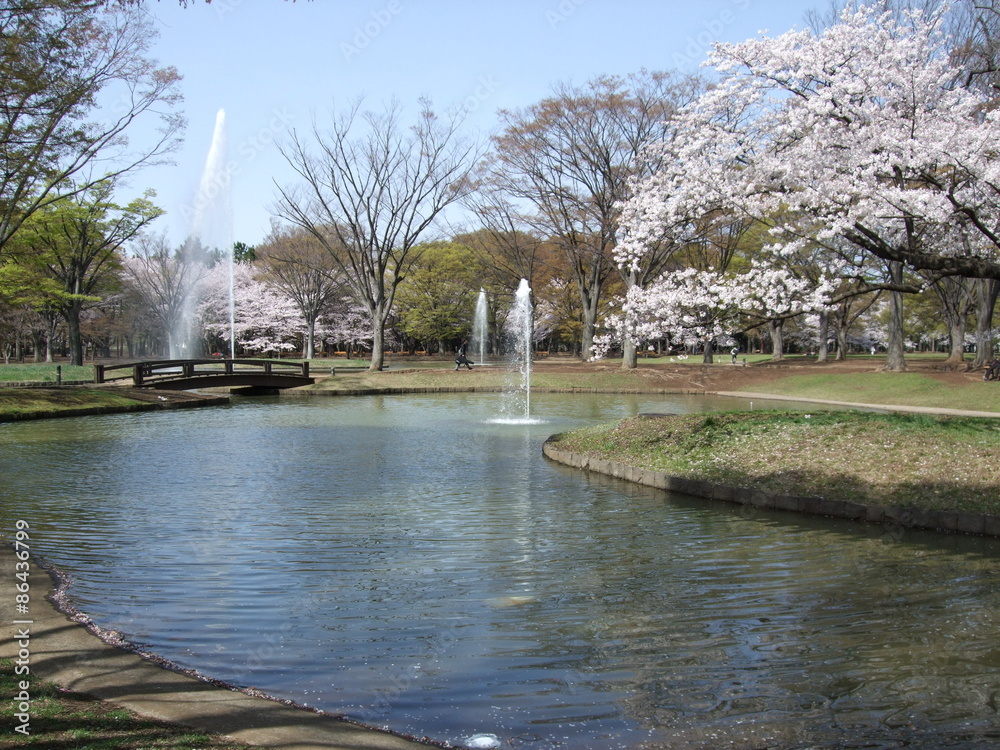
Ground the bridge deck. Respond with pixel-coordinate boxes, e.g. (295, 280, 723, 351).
(94, 359, 314, 390)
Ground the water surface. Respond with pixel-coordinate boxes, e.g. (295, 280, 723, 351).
(3, 392, 1000, 749)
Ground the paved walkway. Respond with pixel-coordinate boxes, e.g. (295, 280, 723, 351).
(1, 546, 435, 749)
(716, 391, 1000, 419)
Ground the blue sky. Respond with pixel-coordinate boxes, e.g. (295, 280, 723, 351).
(136, 0, 820, 249)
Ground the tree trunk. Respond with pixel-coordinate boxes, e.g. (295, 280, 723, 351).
(369, 307, 386, 371)
(885, 264, 907, 372)
(702, 337, 714, 364)
(581, 302, 598, 361)
(836, 329, 847, 360)
(946, 317, 967, 369)
(65, 302, 84, 367)
(621, 339, 638, 369)
(304, 317, 316, 360)
(816, 310, 829, 363)
(769, 319, 785, 361)
(973, 278, 999, 368)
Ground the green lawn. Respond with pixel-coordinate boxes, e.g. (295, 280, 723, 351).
(0, 363, 93, 383)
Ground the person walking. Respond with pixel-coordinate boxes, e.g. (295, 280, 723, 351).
(455, 339, 473, 370)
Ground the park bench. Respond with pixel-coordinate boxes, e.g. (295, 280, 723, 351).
(985, 359, 1000, 381)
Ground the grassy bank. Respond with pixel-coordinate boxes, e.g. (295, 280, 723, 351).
(551, 411, 1000, 514)
(305, 365, 1000, 412)
(0, 388, 152, 418)
(0, 659, 251, 750)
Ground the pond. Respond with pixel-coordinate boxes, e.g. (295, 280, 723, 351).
(3, 392, 1000, 749)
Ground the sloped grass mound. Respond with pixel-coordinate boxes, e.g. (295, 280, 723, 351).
(552, 411, 1000, 514)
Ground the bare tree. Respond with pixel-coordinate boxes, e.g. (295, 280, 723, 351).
(485, 70, 703, 363)
(0, 2, 184, 258)
(123, 231, 207, 357)
(275, 99, 477, 371)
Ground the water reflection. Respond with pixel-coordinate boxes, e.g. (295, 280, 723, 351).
(2, 392, 1000, 748)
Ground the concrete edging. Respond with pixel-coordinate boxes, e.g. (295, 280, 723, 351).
(541, 435, 1000, 538)
(0, 546, 437, 749)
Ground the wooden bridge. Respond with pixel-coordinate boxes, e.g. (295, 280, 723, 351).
(94, 359, 314, 391)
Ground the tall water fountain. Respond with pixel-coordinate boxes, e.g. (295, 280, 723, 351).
(472, 288, 489, 365)
(496, 279, 537, 423)
(171, 108, 235, 359)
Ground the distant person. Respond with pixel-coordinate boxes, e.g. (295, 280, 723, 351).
(455, 339, 473, 371)
(731, 347, 739, 364)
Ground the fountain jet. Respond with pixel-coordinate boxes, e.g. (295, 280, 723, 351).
(172, 108, 234, 359)
(472, 288, 489, 365)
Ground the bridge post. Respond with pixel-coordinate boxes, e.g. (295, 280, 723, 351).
(302, 361, 309, 378)
(224, 360, 234, 374)
(133, 364, 144, 386)
(94, 364, 105, 384)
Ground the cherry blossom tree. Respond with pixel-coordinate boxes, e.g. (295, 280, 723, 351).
(199, 263, 302, 356)
(321, 296, 375, 359)
(616, 4, 1000, 371)
(595, 262, 833, 360)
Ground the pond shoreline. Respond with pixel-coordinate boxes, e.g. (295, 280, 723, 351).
(0, 545, 440, 749)
(542, 433, 1000, 539)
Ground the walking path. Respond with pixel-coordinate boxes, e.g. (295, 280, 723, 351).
(1, 547, 436, 749)
(717, 390, 1000, 419)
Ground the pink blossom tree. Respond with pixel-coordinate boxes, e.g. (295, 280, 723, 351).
(198, 263, 303, 356)
(616, 4, 1000, 371)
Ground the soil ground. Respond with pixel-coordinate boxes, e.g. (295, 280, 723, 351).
(529, 354, 987, 392)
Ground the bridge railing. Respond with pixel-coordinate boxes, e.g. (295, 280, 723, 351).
(94, 359, 311, 386)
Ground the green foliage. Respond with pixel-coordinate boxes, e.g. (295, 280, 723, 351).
(394, 241, 488, 349)
(4, 181, 163, 364)
(233, 241, 257, 263)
